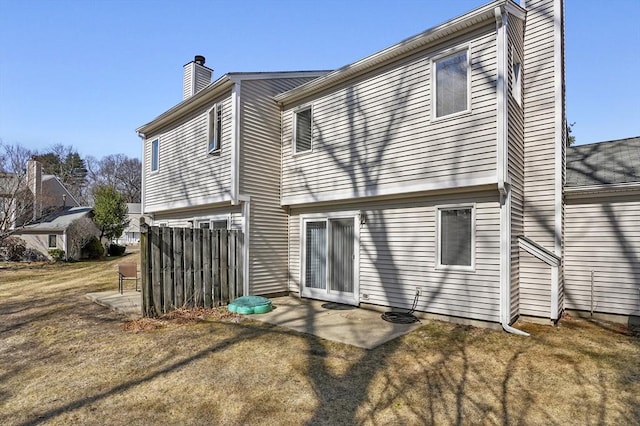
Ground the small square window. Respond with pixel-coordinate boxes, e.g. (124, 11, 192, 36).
(434, 50, 469, 118)
(437, 206, 474, 269)
(211, 220, 228, 230)
(208, 104, 222, 153)
(294, 107, 312, 153)
(151, 139, 159, 172)
(48, 234, 57, 248)
(198, 221, 210, 229)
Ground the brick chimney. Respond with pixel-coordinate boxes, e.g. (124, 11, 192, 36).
(26, 159, 42, 221)
(183, 55, 213, 100)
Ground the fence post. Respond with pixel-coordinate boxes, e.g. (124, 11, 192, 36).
(229, 230, 237, 302)
(184, 227, 194, 306)
(140, 217, 152, 316)
(173, 228, 184, 307)
(151, 226, 163, 316)
(193, 228, 203, 307)
(162, 226, 173, 313)
(220, 230, 229, 304)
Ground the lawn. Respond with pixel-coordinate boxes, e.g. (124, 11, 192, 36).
(1, 253, 639, 425)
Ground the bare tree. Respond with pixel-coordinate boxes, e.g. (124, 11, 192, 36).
(66, 216, 98, 260)
(86, 154, 141, 203)
(0, 141, 36, 239)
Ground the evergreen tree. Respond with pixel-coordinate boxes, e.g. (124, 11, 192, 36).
(92, 185, 129, 242)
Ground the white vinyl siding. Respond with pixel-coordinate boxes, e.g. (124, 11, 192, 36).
(239, 77, 320, 295)
(507, 14, 525, 321)
(520, 0, 564, 316)
(564, 197, 640, 317)
(433, 49, 470, 118)
(282, 28, 497, 202)
(289, 192, 502, 323)
(143, 92, 233, 211)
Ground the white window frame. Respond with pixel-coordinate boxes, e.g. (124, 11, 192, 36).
(193, 214, 231, 230)
(292, 105, 313, 155)
(151, 138, 159, 173)
(48, 234, 57, 248)
(431, 45, 471, 120)
(299, 211, 360, 305)
(511, 46, 523, 107)
(435, 204, 475, 271)
(207, 103, 222, 154)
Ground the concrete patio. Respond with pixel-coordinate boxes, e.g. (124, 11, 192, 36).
(86, 292, 422, 349)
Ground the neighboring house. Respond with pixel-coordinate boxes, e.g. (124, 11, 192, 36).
(564, 137, 640, 324)
(137, 56, 328, 296)
(140, 0, 571, 332)
(116, 203, 142, 245)
(1, 160, 99, 260)
(1, 160, 81, 232)
(12, 207, 98, 260)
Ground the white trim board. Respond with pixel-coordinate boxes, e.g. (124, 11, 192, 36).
(281, 176, 498, 207)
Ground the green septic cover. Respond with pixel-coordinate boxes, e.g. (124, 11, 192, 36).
(228, 296, 272, 314)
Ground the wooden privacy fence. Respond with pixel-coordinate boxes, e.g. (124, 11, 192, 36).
(140, 219, 244, 317)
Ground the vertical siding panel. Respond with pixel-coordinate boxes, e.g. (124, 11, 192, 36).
(240, 77, 320, 295)
(508, 15, 525, 320)
(520, 0, 564, 317)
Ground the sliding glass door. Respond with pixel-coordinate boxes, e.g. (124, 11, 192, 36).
(302, 216, 357, 304)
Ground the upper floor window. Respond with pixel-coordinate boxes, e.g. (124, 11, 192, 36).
(208, 104, 222, 153)
(512, 59, 522, 107)
(434, 50, 469, 118)
(437, 205, 474, 270)
(293, 106, 312, 153)
(151, 139, 159, 172)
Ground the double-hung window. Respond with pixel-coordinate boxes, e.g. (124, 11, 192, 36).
(293, 106, 312, 153)
(151, 139, 159, 172)
(48, 235, 57, 248)
(208, 104, 222, 153)
(434, 49, 470, 118)
(437, 206, 474, 270)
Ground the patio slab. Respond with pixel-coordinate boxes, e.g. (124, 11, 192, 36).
(86, 290, 142, 319)
(86, 292, 422, 349)
(251, 296, 423, 349)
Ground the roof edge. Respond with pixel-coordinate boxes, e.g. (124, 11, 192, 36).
(275, 0, 516, 105)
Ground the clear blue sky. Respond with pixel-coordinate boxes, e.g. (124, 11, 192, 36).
(1, 0, 638, 160)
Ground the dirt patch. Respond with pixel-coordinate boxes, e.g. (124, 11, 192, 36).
(123, 307, 244, 332)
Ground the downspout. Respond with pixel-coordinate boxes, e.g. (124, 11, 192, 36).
(495, 6, 529, 336)
(230, 80, 241, 205)
(63, 230, 68, 261)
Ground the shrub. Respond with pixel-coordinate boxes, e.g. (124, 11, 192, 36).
(48, 248, 65, 262)
(23, 248, 48, 262)
(1, 236, 27, 261)
(108, 243, 126, 256)
(82, 236, 104, 260)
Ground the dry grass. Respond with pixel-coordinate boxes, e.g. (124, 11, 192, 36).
(1, 253, 639, 425)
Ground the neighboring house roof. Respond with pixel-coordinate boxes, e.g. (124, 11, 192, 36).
(136, 71, 330, 136)
(274, 0, 524, 105)
(566, 137, 640, 187)
(14, 206, 93, 233)
(42, 174, 81, 207)
(127, 203, 142, 214)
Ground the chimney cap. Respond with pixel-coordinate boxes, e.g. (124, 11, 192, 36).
(194, 55, 206, 66)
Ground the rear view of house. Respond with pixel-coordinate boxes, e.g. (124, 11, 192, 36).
(277, 0, 565, 331)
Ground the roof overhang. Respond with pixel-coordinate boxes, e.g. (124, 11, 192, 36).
(274, 0, 523, 106)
